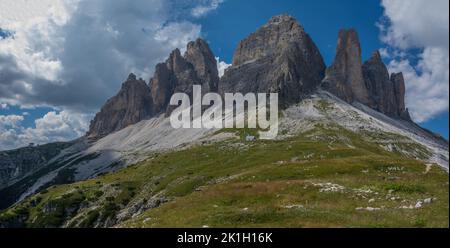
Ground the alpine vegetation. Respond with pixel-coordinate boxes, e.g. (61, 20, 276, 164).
(169, 85, 279, 139)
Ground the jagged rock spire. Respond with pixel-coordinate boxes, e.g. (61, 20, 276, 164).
(362, 50, 411, 120)
(323, 30, 411, 121)
(150, 38, 219, 115)
(322, 29, 371, 105)
(391, 72, 411, 120)
(185, 38, 219, 92)
(363, 50, 397, 115)
(87, 74, 153, 138)
(89, 38, 219, 138)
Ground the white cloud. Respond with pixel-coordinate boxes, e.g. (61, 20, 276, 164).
(191, 0, 224, 17)
(380, 0, 449, 50)
(0, 0, 71, 29)
(0, 110, 92, 150)
(154, 22, 202, 53)
(0, 115, 24, 129)
(0, 0, 71, 82)
(20, 111, 91, 143)
(379, 0, 449, 123)
(216, 57, 231, 78)
(387, 47, 449, 122)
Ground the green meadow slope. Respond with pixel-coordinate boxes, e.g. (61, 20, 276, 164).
(1, 123, 448, 228)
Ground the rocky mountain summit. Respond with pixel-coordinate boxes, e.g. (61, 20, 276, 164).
(89, 15, 415, 140)
(220, 15, 326, 107)
(87, 74, 154, 138)
(150, 39, 219, 114)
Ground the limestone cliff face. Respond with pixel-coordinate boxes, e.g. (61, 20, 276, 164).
(220, 15, 326, 107)
(150, 49, 194, 114)
(322, 29, 370, 105)
(391, 72, 411, 120)
(185, 38, 219, 93)
(361, 51, 411, 120)
(150, 61, 177, 115)
(150, 39, 219, 115)
(88, 39, 219, 138)
(323, 29, 411, 121)
(363, 51, 397, 116)
(88, 74, 154, 138)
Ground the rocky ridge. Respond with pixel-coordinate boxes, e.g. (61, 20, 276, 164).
(89, 15, 415, 140)
(89, 38, 219, 138)
(323, 29, 410, 120)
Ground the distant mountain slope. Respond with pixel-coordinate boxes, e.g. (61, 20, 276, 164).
(0, 142, 73, 190)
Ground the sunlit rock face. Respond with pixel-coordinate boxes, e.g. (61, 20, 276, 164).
(87, 73, 154, 138)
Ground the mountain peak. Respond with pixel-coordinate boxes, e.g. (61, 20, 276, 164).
(221, 14, 325, 107)
(89, 16, 414, 139)
(322, 28, 371, 105)
(185, 38, 219, 92)
(151, 38, 218, 116)
(231, 15, 307, 66)
(127, 73, 137, 81)
(88, 75, 153, 138)
(324, 29, 411, 121)
(267, 14, 298, 24)
(186, 38, 208, 50)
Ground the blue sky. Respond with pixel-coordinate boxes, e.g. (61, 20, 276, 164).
(0, 0, 448, 150)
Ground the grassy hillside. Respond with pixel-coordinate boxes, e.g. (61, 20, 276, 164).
(0, 124, 448, 228)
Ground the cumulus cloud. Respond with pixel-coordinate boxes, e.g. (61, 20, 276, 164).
(387, 47, 449, 122)
(0, 111, 92, 150)
(0, 114, 24, 149)
(191, 0, 225, 17)
(379, 0, 449, 123)
(0, 115, 24, 129)
(0, 0, 224, 150)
